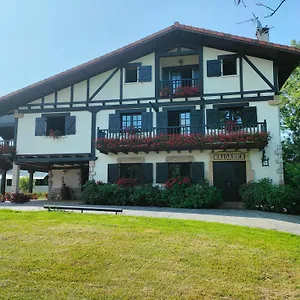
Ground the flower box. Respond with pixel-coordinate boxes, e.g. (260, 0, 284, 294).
(96, 132, 270, 153)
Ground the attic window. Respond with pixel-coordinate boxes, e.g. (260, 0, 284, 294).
(125, 67, 138, 83)
(46, 116, 65, 136)
(222, 58, 237, 76)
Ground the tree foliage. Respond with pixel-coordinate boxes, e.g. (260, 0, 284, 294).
(280, 40, 300, 163)
(19, 176, 33, 193)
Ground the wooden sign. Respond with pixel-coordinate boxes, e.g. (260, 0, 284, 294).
(212, 152, 246, 161)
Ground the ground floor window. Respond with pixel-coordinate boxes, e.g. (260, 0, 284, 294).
(119, 163, 143, 180)
(168, 162, 191, 178)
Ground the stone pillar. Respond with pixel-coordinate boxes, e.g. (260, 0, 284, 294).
(11, 163, 20, 193)
(28, 170, 35, 193)
(88, 161, 96, 181)
(1, 169, 7, 195)
(48, 170, 53, 200)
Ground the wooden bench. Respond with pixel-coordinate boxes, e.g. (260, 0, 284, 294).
(43, 205, 123, 215)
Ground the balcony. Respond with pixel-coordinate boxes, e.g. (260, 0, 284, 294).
(159, 78, 200, 98)
(0, 140, 15, 155)
(96, 122, 269, 154)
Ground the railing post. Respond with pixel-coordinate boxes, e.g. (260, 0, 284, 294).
(263, 119, 267, 132)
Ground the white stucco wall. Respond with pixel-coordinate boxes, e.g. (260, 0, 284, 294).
(249, 101, 281, 183)
(123, 53, 155, 99)
(17, 111, 92, 155)
(203, 47, 240, 94)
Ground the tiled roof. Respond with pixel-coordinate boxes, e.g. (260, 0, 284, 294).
(0, 22, 299, 103)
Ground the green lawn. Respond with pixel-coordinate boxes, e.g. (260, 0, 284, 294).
(0, 211, 299, 300)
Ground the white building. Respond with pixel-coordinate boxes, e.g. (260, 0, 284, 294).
(0, 22, 299, 201)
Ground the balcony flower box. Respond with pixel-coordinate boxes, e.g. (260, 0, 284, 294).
(96, 132, 270, 153)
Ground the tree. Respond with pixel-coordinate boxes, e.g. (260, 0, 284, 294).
(280, 40, 300, 185)
(19, 176, 34, 193)
(235, 0, 287, 18)
(280, 41, 300, 161)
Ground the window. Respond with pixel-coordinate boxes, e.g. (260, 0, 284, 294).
(168, 110, 191, 134)
(125, 67, 138, 83)
(119, 163, 143, 180)
(35, 177, 48, 186)
(121, 113, 142, 129)
(6, 179, 12, 186)
(222, 58, 237, 76)
(35, 115, 76, 137)
(219, 108, 243, 125)
(168, 163, 191, 179)
(46, 116, 65, 136)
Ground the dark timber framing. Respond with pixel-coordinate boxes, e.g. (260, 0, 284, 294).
(89, 108, 101, 158)
(70, 85, 74, 107)
(120, 66, 123, 101)
(273, 62, 279, 94)
(155, 52, 160, 98)
(88, 68, 119, 102)
(243, 55, 275, 90)
(17, 95, 274, 114)
(239, 56, 244, 97)
(86, 78, 90, 105)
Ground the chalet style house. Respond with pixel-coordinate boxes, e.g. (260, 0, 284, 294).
(0, 22, 299, 202)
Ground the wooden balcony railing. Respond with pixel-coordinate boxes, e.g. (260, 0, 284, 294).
(160, 78, 200, 98)
(0, 139, 15, 155)
(96, 121, 269, 154)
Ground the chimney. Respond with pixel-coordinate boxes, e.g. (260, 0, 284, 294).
(256, 26, 270, 42)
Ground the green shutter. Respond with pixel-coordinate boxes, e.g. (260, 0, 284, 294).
(65, 116, 76, 135)
(156, 111, 168, 135)
(207, 60, 222, 77)
(108, 164, 119, 183)
(141, 112, 153, 131)
(206, 109, 220, 127)
(156, 163, 168, 183)
(139, 66, 152, 82)
(35, 117, 46, 136)
(109, 113, 120, 132)
(243, 107, 257, 125)
(141, 163, 153, 184)
(191, 162, 205, 184)
(190, 110, 202, 134)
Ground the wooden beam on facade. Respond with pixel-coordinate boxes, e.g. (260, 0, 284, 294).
(88, 68, 119, 102)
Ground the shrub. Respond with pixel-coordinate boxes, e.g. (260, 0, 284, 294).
(239, 178, 300, 215)
(183, 181, 223, 208)
(10, 193, 31, 204)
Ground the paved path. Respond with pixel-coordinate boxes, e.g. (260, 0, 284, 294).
(1, 200, 300, 235)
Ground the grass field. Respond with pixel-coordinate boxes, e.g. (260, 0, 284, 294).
(0, 210, 299, 299)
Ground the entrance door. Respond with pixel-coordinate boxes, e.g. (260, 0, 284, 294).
(213, 161, 246, 202)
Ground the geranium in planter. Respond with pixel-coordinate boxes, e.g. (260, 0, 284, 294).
(174, 86, 200, 97)
(160, 87, 172, 98)
(5, 192, 11, 201)
(48, 129, 64, 139)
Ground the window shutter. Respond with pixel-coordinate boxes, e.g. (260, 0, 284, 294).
(206, 109, 220, 127)
(191, 162, 205, 184)
(108, 164, 119, 183)
(207, 60, 221, 77)
(141, 112, 153, 131)
(156, 163, 169, 184)
(141, 163, 153, 184)
(35, 117, 46, 136)
(109, 113, 120, 131)
(190, 110, 202, 134)
(65, 116, 76, 135)
(139, 66, 152, 82)
(243, 107, 257, 126)
(156, 111, 168, 135)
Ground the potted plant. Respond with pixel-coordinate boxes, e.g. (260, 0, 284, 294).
(0, 194, 5, 202)
(48, 129, 64, 139)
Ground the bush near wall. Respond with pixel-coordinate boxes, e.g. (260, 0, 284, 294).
(239, 178, 300, 215)
(81, 179, 223, 209)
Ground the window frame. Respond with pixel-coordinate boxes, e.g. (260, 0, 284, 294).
(221, 57, 238, 77)
(121, 113, 142, 130)
(125, 66, 138, 83)
(45, 115, 66, 136)
(119, 163, 143, 180)
(168, 162, 191, 179)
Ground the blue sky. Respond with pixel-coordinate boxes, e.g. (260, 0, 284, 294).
(0, 0, 298, 97)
